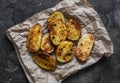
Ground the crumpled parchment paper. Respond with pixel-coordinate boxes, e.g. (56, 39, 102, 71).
(6, 0, 113, 83)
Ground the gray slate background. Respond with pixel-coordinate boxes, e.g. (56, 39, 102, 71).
(0, 0, 120, 83)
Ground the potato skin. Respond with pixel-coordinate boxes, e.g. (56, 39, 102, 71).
(47, 11, 65, 30)
(56, 41, 75, 63)
(33, 51, 56, 70)
(66, 19, 81, 41)
(76, 34, 94, 61)
(27, 24, 42, 52)
(50, 21, 67, 45)
(41, 33, 54, 53)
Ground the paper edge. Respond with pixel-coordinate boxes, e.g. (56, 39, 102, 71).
(5, 0, 114, 83)
(6, 30, 34, 83)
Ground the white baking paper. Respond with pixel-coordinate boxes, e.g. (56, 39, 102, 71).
(6, 0, 113, 83)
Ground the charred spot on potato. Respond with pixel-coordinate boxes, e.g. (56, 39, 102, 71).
(67, 53, 71, 56)
(90, 35, 94, 40)
(81, 43, 83, 46)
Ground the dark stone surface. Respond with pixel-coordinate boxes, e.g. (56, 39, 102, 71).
(0, 0, 120, 83)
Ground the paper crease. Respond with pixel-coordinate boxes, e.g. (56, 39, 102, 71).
(6, 0, 113, 83)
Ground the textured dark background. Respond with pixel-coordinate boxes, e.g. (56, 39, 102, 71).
(0, 0, 120, 83)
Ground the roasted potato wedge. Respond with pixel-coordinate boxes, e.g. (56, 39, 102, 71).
(66, 19, 82, 41)
(27, 24, 42, 52)
(56, 41, 75, 63)
(47, 11, 65, 30)
(41, 33, 54, 53)
(33, 51, 56, 70)
(50, 21, 67, 45)
(76, 34, 94, 61)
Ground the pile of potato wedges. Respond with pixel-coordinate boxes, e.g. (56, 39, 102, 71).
(27, 11, 94, 70)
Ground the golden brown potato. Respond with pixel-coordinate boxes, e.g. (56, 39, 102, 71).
(47, 11, 65, 30)
(66, 19, 82, 41)
(56, 41, 75, 63)
(76, 34, 94, 61)
(50, 21, 67, 45)
(41, 33, 54, 53)
(33, 51, 56, 70)
(27, 24, 42, 52)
